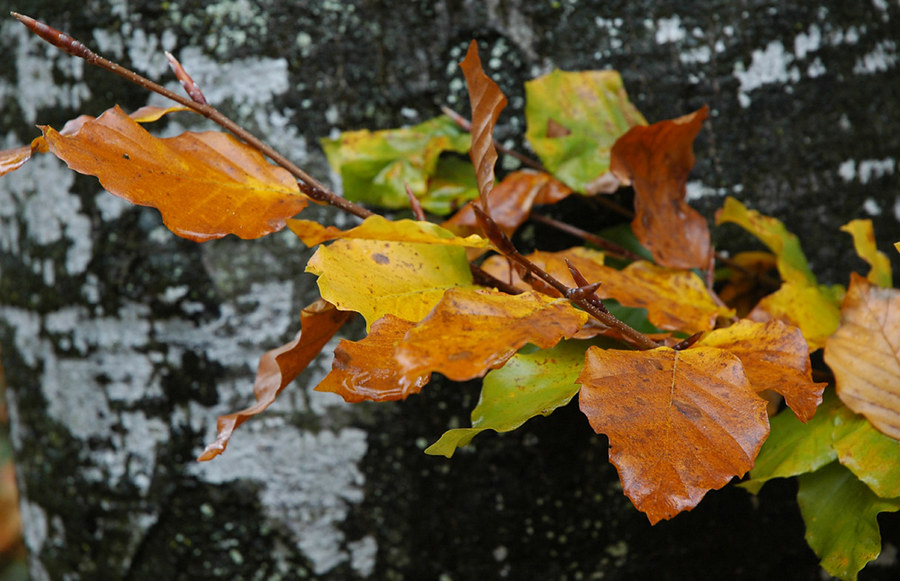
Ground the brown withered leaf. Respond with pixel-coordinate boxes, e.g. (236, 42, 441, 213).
(482, 249, 730, 333)
(198, 299, 352, 460)
(610, 107, 711, 269)
(41, 105, 307, 242)
(697, 319, 826, 422)
(578, 346, 769, 524)
(825, 273, 900, 439)
(395, 287, 588, 383)
(442, 170, 573, 238)
(315, 314, 431, 403)
(459, 40, 508, 205)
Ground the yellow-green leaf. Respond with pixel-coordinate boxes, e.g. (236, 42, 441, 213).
(425, 341, 586, 457)
(321, 115, 473, 213)
(716, 197, 816, 287)
(832, 404, 900, 498)
(306, 238, 474, 329)
(798, 461, 900, 581)
(525, 69, 646, 193)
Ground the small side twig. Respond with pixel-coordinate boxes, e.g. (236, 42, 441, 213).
(530, 213, 642, 261)
(12, 12, 374, 221)
(404, 183, 427, 221)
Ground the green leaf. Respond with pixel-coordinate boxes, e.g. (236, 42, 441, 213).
(322, 115, 472, 212)
(798, 461, 900, 581)
(741, 390, 842, 494)
(524, 69, 646, 193)
(833, 404, 900, 498)
(425, 341, 586, 457)
(306, 238, 474, 330)
(421, 155, 480, 215)
(715, 197, 817, 287)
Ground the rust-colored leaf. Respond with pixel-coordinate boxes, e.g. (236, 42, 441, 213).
(198, 299, 352, 460)
(825, 273, 900, 440)
(610, 107, 711, 269)
(395, 288, 588, 383)
(443, 170, 573, 238)
(578, 346, 769, 524)
(41, 105, 307, 242)
(697, 319, 826, 422)
(315, 315, 431, 403)
(0, 145, 32, 177)
(459, 40, 508, 205)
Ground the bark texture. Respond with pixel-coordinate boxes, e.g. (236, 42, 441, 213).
(0, 0, 898, 579)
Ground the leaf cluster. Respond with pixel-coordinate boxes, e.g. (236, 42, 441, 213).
(4, 14, 900, 580)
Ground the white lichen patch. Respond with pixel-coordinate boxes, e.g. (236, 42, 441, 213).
(853, 40, 898, 75)
(838, 158, 897, 184)
(189, 424, 370, 575)
(9, 23, 91, 125)
(733, 41, 800, 108)
(655, 16, 686, 45)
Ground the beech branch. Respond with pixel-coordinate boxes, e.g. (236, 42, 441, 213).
(472, 205, 659, 350)
(12, 12, 374, 221)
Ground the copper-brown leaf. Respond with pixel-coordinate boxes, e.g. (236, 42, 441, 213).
(395, 287, 588, 383)
(578, 346, 769, 524)
(459, 40, 508, 204)
(825, 273, 900, 439)
(610, 107, 711, 269)
(198, 299, 352, 461)
(443, 170, 573, 237)
(41, 105, 307, 242)
(697, 319, 826, 422)
(315, 314, 431, 403)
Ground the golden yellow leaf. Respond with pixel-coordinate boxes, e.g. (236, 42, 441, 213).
(697, 319, 826, 421)
(749, 282, 841, 351)
(288, 214, 491, 248)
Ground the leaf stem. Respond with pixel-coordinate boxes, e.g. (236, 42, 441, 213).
(12, 12, 374, 221)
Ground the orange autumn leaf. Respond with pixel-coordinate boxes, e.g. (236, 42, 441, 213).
(315, 314, 431, 403)
(395, 287, 588, 383)
(198, 299, 352, 461)
(578, 346, 769, 524)
(0, 105, 189, 177)
(696, 319, 826, 422)
(443, 170, 573, 237)
(825, 273, 900, 439)
(482, 248, 729, 333)
(459, 40, 508, 205)
(41, 105, 308, 242)
(610, 106, 711, 269)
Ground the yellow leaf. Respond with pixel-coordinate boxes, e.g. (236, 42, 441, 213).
(825, 273, 900, 440)
(288, 214, 491, 248)
(306, 238, 474, 329)
(841, 219, 893, 288)
(749, 282, 841, 351)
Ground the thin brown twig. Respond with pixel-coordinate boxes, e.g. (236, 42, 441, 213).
(441, 106, 545, 172)
(530, 213, 643, 261)
(12, 12, 374, 220)
(472, 205, 659, 350)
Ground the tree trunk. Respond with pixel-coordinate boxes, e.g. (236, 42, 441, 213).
(1, 1, 898, 579)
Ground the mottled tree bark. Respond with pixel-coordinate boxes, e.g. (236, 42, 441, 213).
(1, 0, 898, 579)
